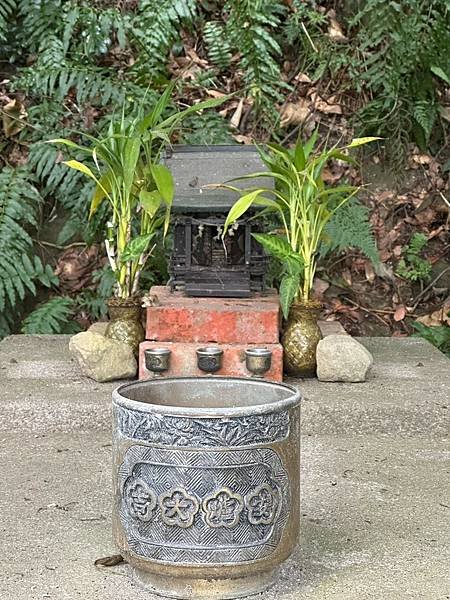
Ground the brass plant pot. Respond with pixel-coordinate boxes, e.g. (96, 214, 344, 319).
(282, 302, 322, 377)
(112, 377, 301, 599)
(105, 298, 145, 356)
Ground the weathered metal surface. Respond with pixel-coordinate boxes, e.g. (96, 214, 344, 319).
(196, 347, 224, 373)
(112, 377, 301, 599)
(245, 348, 272, 378)
(144, 348, 171, 377)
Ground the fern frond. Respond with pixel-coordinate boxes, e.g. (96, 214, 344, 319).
(17, 63, 142, 105)
(225, 0, 287, 116)
(204, 21, 232, 70)
(0, 0, 16, 42)
(321, 199, 379, 265)
(181, 112, 234, 145)
(413, 100, 437, 146)
(130, 0, 199, 80)
(0, 167, 42, 323)
(21, 297, 81, 334)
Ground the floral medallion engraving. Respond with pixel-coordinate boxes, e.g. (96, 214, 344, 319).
(125, 478, 157, 522)
(159, 487, 199, 528)
(245, 484, 279, 525)
(202, 488, 244, 528)
(118, 446, 290, 564)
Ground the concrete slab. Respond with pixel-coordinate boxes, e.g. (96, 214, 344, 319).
(1, 334, 448, 435)
(0, 430, 448, 600)
(0, 334, 449, 599)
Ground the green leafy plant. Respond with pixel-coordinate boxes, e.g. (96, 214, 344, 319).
(51, 84, 226, 299)
(412, 319, 450, 357)
(222, 134, 378, 317)
(346, 0, 450, 166)
(0, 168, 59, 338)
(321, 198, 379, 265)
(396, 233, 431, 282)
(22, 297, 81, 334)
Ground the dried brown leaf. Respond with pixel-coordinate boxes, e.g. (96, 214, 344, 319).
(310, 92, 342, 115)
(313, 277, 330, 298)
(364, 261, 376, 283)
(416, 308, 450, 327)
(230, 98, 245, 129)
(205, 90, 226, 99)
(280, 100, 310, 127)
(233, 134, 253, 144)
(94, 555, 124, 567)
(327, 18, 348, 43)
(393, 305, 407, 321)
(294, 72, 312, 84)
(2, 98, 27, 137)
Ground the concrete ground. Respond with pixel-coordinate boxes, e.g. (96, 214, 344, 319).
(0, 334, 449, 599)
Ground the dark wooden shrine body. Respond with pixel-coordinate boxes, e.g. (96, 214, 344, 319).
(165, 145, 271, 298)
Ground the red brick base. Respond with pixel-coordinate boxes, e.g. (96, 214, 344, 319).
(140, 286, 283, 381)
(145, 286, 280, 344)
(139, 341, 283, 382)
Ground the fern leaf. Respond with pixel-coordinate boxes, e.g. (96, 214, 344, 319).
(204, 21, 232, 69)
(21, 297, 81, 335)
(413, 100, 437, 145)
(0, 0, 15, 42)
(321, 199, 379, 264)
(0, 167, 44, 334)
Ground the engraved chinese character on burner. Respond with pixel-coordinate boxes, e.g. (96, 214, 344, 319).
(202, 488, 244, 528)
(125, 478, 157, 522)
(245, 484, 279, 525)
(159, 488, 199, 528)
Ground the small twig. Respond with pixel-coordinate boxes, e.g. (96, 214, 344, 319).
(301, 22, 318, 53)
(343, 297, 392, 326)
(0, 107, 41, 132)
(343, 297, 421, 319)
(410, 266, 450, 312)
(32, 239, 86, 250)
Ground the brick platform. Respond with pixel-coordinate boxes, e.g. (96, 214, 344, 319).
(145, 286, 280, 344)
(140, 286, 283, 381)
(139, 341, 283, 381)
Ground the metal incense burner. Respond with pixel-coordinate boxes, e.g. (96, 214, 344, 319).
(245, 348, 272, 378)
(112, 377, 301, 599)
(144, 348, 171, 377)
(196, 347, 224, 373)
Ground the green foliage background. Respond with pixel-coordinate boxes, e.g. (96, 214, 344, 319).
(0, 0, 449, 337)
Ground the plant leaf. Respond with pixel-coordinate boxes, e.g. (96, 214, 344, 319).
(121, 233, 155, 261)
(430, 65, 450, 85)
(123, 137, 140, 196)
(279, 274, 300, 319)
(63, 160, 99, 182)
(137, 81, 176, 132)
(90, 171, 112, 218)
(252, 233, 296, 261)
(223, 189, 264, 234)
(158, 95, 229, 132)
(303, 128, 319, 158)
(294, 137, 306, 170)
(150, 163, 174, 205)
(140, 190, 162, 217)
(47, 138, 92, 154)
(347, 137, 381, 148)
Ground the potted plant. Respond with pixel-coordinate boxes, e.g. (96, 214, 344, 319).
(51, 85, 226, 354)
(222, 132, 377, 376)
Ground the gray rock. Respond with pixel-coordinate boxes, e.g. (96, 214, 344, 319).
(88, 321, 109, 336)
(69, 331, 136, 382)
(316, 334, 373, 383)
